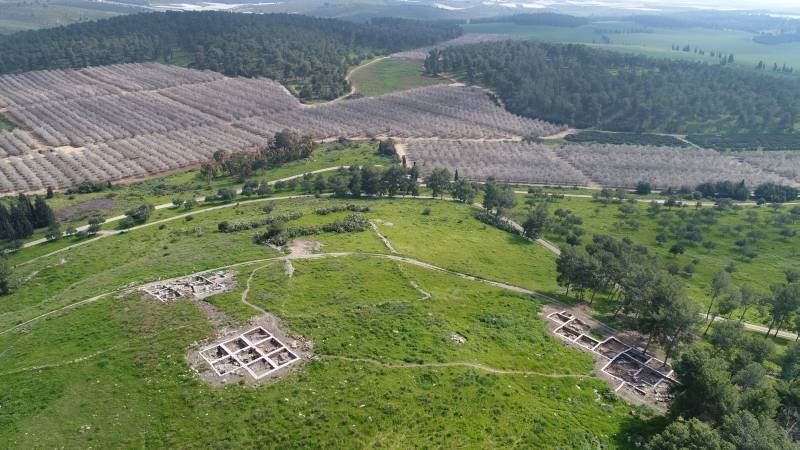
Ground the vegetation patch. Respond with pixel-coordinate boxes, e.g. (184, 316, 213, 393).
(350, 58, 445, 97)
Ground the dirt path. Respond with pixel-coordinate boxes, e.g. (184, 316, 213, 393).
(318, 355, 592, 378)
(331, 56, 389, 103)
(10, 190, 800, 341)
(240, 264, 273, 316)
(540, 128, 579, 140)
(370, 222, 397, 253)
(21, 167, 345, 251)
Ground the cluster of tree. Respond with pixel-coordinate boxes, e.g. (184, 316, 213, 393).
(470, 13, 588, 28)
(520, 188, 584, 243)
(325, 165, 420, 199)
(565, 131, 689, 147)
(119, 204, 153, 229)
(0, 257, 9, 296)
(754, 183, 800, 203)
(687, 133, 800, 151)
(647, 316, 800, 448)
(65, 181, 112, 195)
(253, 213, 369, 247)
(378, 139, 397, 158)
(0, 193, 57, 241)
(755, 60, 795, 74)
(0, 12, 461, 100)
(670, 44, 735, 64)
(425, 40, 800, 134)
(556, 234, 701, 363)
(695, 181, 751, 201)
(200, 130, 314, 186)
(219, 211, 303, 234)
(694, 180, 798, 202)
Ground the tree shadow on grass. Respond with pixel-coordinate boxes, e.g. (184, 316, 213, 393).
(613, 412, 670, 449)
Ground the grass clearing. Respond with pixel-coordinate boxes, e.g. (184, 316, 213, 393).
(2, 248, 658, 448)
(350, 58, 446, 97)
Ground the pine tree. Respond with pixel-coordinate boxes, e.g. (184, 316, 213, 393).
(0, 204, 14, 240)
(33, 195, 54, 228)
(10, 206, 33, 239)
(0, 259, 11, 295)
(16, 193, 33, 224)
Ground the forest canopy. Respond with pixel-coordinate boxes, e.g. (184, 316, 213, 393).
(0, 12, 461, 100)
(425, 41, 800, 135)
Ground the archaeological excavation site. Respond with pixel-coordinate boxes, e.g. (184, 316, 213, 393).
(547, 310, 678, 406)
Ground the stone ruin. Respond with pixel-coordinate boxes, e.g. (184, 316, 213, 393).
(199, 326, 300, 380)
(142, 271, 235, 303)
(547, 310, 678, 403)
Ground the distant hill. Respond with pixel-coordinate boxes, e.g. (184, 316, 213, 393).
(0, 12, 461, 100)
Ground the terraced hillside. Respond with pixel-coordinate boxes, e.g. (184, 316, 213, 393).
(0, 63, 563, 193)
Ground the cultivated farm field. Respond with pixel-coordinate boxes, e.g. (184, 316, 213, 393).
(0, 63, 563, 193)
(407, 140, 799, 189)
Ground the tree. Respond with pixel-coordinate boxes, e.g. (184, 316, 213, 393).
(32, 195, 55, 228)
(380, 166, 407, 197)
(738, 284, 760, 322)
(719, 411, 794, 450)
(45, 221, 62, 241)
(656, 294, 703, 364)
(766, 284, 800, 337)
(522, 203, 549, 240)
(9, 205, 33, 239)
(670, 347, 739, 423)
(360, 166, 381, 197)
(482, 179, 516, 216)
(348, 171, 362, 198)
(781, 343, 800, 382)
(451, 179, 477, 204)
(645, 418, 731, 450)
(0, 204, 15, 240)
(123, 204, 154, 227)
(716, 287, 742, 320)
(87, 216, 105, 235)
(378, 139, 396, 157)
(636, 181, 652, 195)
(46, 186, 54, 199)
(669, 243, 685, 255)
(217, 187, 237, 202)
(427, 168, 451, 199)
(555, 246, 600, 301)
(705, 270, 732, 331)
(0, 259, 11, 295)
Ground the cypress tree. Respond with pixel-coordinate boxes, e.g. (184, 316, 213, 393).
(0, 204, 14, 240)
(0, 259, 10, 295)
(10, 206, 33, 239)
(33, 196, 52, 228)
(15, 194, 33, 225)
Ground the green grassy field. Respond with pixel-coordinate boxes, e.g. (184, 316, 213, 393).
(350, 58, 446, 97)
(0, 0, 130, 34)
(0, 187, 661, 447)
(463, 22, 800, 74)
(512, 194, 800, 325)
